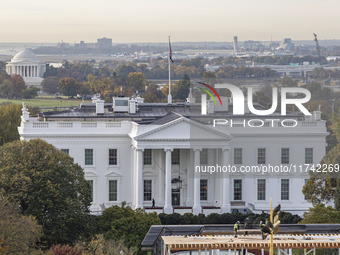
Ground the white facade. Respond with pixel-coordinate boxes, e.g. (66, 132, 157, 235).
(18, 98, 328, 216)
(6, 49, 46, 87)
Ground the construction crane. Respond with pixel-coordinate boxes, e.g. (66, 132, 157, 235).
(313, 33, 321, 62)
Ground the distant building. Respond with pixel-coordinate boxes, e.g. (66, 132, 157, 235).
(243, 41, 265, 51)
(96, 37, 112, 49)
(233, 36, 238, 52)
(278, 38, 294, 51)
(6, 49, 46, 87)
(57, 41, 70, 49)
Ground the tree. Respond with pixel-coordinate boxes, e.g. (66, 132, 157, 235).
(48, 244, 82, 255)
(0, 139, 92, 248)
(100, 204, 161, 254)
(0, 61, 8, 77)
(303, 113, 340, 210)
(0, 80, 13, 98)
(59, 78, 80, 97)
(172, 75, 190, 101)
(300, 204, 340, 223)
(128, 72, 146, 92)
(0, 103, 21, 146)
(0, 195, 42, 254)
(86, 74, 115, 98)
(144, 83, 165, 103)
(21, 86, 40, 99)
(42, 76, 60, 95)
(9, 75, 26, 98)
(275, 77, 298, 87)
(202, 71, 217, 85)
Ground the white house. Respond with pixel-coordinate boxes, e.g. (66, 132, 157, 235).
(18, 92, 328, 216)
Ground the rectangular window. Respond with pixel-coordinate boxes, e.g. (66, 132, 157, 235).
(257, 179, 266, 200)
(109, 149, 118, 165)
(257, 148, 266, 164)
(172, 149, 180, 165)
(234, 148, 242, 164)
(88, 180, 93, 202)
(281, 148, 289, 164)
(109, 180, 117, 201)
(85, 149, 93, 165)
(281, 179, 289, 200)
(200, 149, 208, 165)
(61, 149, 69, 155)
(200, 179, 208, 200)
(144, 180, 152, 201)
(234, 179, 242, 200)
(305, 148, 313, 164)
(143, 149, 152, 165)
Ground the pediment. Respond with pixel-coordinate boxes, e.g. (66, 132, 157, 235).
(134, 117, 230, 141)
(105, 171, 122, 177)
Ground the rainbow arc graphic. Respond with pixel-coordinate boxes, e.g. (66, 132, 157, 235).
(198, 82, 222, 106)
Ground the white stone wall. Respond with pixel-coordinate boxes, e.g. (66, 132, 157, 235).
(18, 117, 327, 215)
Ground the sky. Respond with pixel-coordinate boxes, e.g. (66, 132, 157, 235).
(1, 0, 340, 43)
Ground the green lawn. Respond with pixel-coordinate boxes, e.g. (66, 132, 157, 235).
(0, 98, 91, 108)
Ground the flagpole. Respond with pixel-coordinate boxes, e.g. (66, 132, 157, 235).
(168, 35, 172, 104)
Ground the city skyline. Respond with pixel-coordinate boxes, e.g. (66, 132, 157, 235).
(0, 0, 340, 43)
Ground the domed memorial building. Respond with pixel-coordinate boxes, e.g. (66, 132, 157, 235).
(6, 49, 46, 87)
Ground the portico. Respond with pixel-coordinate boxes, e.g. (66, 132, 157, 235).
(132, 117, 231, 215)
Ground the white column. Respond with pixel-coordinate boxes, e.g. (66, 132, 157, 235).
(186, 149, 194, 206)
(221, 148, 231, 213)
(164, 148, 173, 213)
(193, 148, 202, 215)
(158, 150, 165, 206)
(135, 148, 143, 209)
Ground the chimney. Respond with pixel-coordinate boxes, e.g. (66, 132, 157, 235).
(96, 99, 105, 115)
(313, 111, 321, 121)
(129, 99, 136, 114)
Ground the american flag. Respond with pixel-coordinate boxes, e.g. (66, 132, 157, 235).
(169, 36, 174, 62)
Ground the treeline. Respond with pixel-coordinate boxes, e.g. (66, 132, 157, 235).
(0, 74, 39, 99)
(310, 67, 340, 80)
(215, 66, 277, 78)
(42, 72, 191, 103)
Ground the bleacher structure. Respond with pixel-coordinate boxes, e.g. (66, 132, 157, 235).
(162, 234, 340, 255)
